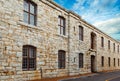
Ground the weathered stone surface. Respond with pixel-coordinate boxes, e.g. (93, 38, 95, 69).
(0, 0, 120, 81)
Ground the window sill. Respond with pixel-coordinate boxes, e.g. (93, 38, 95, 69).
(56, 34, 68, 38)
(18, 21, 43, 31)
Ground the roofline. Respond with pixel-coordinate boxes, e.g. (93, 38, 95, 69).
(44, 0, 120, 43)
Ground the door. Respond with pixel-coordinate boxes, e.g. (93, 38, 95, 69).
(91, 55, 95, 72)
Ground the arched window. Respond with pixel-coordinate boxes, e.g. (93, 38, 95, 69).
(58, 50, 66, 69)
(79, 53, 84, 68)
(22, 45, 36, 70)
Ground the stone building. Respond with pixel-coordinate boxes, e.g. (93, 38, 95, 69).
(0, 0, 120, 81)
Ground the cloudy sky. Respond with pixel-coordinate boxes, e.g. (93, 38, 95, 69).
(54, 0, 120, 40)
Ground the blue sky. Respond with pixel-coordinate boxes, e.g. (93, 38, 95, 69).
(54, 0, 120, 40)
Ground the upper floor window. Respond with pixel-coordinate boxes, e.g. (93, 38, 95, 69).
(101, 37, 104, 47)
(58, 16, 66, 35)
(118, 45, 119, 53)
(108, 40, 110, 49)
(58, 50, 66, 69)
(79, 53, 84, 68)
(113, 43, 115, 52)
(79, 26, 83, 41)
(91, 32, 96, 49)
(24, 0, 37, 26)
(22, 45, 36, 71)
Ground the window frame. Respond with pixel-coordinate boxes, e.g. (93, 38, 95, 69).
(22, 45, 36, 71)
(79, 53, 84, 68)
(101, 37, 104, 47)
(23, 0, 37, 26)
(58, 16, 66, 35)
(101, 56, 104, 67)
(79, 26, 83, 41)
(58, 50, 66, 69)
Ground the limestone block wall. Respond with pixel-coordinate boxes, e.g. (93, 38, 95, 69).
(0, 0, 120, 81)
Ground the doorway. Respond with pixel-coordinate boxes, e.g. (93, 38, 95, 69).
(91, 55, 96, 72)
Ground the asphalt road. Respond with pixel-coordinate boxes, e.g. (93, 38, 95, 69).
(61, 71, 120, 81)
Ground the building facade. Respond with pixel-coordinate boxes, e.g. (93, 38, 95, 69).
(0, 0, 120, 81)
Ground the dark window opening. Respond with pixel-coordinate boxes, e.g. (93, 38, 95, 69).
(79, 53, 84, 68)
(101, 56, 104, 67)
(58, 50, 66, 69)
(91, 32, 96, 49)
(108, 57, 110, 67)
(101, 37, 104, 47)
(79, 26, 83, 41)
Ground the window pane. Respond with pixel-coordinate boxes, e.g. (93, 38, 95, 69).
(24, 12, 28, 23)
(58, 18, 60, 25)
(29, 48, 35, 58)
(29, 59, 35, 69)
(22, 58, 28, 69)
(24, 0, 29, 11)
(23, 47, 28, 56)
(61, 19, 64, 26)
(61, 27, 63, 35)
(30, 14, 35, 25)
(30, 3, 35, 14)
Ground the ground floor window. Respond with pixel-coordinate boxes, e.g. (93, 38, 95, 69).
(101, 56, 104, 67)
(79, 53, 84, 68)
(58, 50, 66, 69)
(22, 45, 36, 71)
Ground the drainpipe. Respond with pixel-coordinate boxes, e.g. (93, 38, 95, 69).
(67, 12, 70, 76)
(40, 67, 43, 79)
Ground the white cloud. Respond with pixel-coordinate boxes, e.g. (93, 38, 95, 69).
(94, 17, 120, 40)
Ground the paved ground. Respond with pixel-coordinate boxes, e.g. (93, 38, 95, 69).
(61, 71, 120, 81)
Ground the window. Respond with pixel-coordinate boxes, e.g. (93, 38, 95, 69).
(24, 0, 37, 25)
(113, 43, 115, 52)
(79, 53, 84, 68)
(101, 37, 104, 47)
(79, 26, 83, 41)
(22, 45, 36, 70)
(101, 56, 104, 67)
(91, 32, 96, 49)
(118, 59, 119, 66)
(118, 45, 119, 53)
(108, 40, 110, 49)
(58, 16, 66, 35)
(58, 50, 66, 69)
(114, 58, 115, 67)
(108, 57, 110, 67)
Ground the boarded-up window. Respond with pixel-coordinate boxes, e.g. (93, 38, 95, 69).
(79, 26, 83, 41)
(58, 16, 66, 35)
(22, 45, 36, 70)
(79, 53, 83, 68)
(58, 50, 66, 69)
(24, 0, 37, 25)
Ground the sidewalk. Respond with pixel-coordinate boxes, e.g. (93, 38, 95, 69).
(29, 73, 94, 81)
(29, 70, 119, 81)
